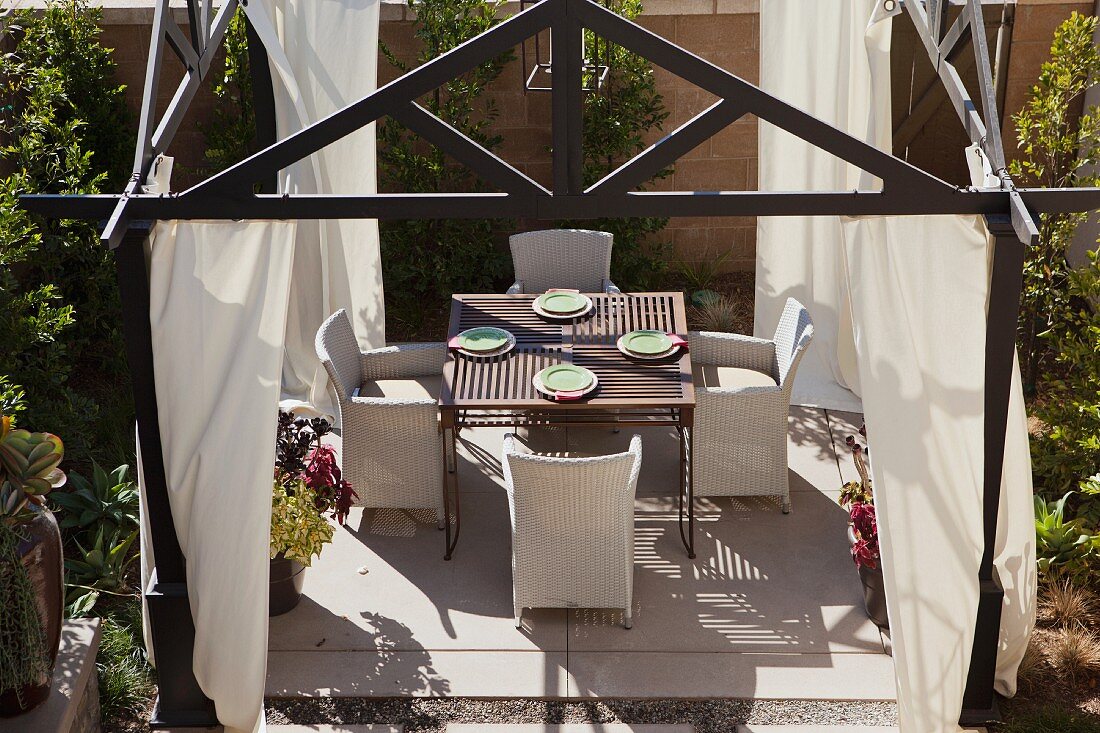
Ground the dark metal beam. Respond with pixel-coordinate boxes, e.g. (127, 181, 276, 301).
(391, 103, 549, 196)
(19, 187, 1100, 222)
(186, 0, 559, 198)
(574, 0, 955, 196)
(116, 226, 217, 728)
(893, 51, 975, 155)
(588, 100, 746, 194)
(960, 214, 1024, 726)
(966, 0, 1006, 172)
(165, 19, 199, 71)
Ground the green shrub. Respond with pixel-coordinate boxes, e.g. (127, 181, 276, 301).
(201, 8, 257, 176)
(1009, 12, 1100, 392)
(0, 0, 133, 465)
(94, 597, 155, 726)
(1000, 706, 1100, 733)
(377, 0, 515, 326)
(1031, 250, 1100, 502)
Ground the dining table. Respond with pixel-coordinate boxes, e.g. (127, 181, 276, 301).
(438, 291, 697, 561)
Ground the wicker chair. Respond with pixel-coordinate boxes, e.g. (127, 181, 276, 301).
(315, 309, 446, 518)
(502, 433, 643, 629)
(506, 229, 621, 294)
(688, 297, 814, 513)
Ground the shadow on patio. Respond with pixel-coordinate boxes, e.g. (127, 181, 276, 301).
(266, 407, 897, 702)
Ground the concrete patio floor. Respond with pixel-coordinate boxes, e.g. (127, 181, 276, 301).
(266, 407, 896, 702)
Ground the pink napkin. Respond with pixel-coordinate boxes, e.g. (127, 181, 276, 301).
(555, 389, 584, 401)
(546, 288, 580, 294)
(447, 335, 462, 350)
(668, 333, 689, 352)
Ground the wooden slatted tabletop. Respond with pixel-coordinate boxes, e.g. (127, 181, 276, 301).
(441, 293, 695, 413)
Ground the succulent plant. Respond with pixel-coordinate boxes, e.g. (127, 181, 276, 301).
(1035, 492, 1100, 581)
(0, 414, 66, 520)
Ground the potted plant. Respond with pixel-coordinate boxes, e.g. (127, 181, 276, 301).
(838, 424, 888, 629)
(0, 413, 67, 716)
(270, 412, 356, 615)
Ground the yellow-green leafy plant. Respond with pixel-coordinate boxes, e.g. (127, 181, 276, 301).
(270, 477, 334, 566)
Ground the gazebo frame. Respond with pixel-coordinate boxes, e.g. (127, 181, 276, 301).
(16, 0, 1100, 728)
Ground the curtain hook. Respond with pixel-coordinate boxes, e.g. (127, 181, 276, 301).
(883, 0, 897, 11)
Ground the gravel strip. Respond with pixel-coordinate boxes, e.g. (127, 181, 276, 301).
(266, 698, 897, 732)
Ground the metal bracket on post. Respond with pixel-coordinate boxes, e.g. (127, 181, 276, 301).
(115, 225, 217, 729)
(959, 213, 1026, 726)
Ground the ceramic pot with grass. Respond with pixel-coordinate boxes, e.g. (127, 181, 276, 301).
(0, 507, 64, 716)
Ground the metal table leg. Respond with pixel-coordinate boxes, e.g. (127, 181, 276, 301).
(678, 424, 696, 559)
(441, 424, 462, 560)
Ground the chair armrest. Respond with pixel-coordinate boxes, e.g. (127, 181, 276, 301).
(361, 342, 447, 380)
(697, 385, 783, 399)
(349, 394, 439, 409)
(688, 331, 777, 377)
(507, 280, 524, 295)
(603, 278, 621, 295)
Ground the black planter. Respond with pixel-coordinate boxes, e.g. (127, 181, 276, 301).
(847, 526, 889, 629)
(269, 554, 306, 616)
(0, 507, 64, 717)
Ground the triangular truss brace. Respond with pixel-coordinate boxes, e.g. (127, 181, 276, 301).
(16, 0, 1100, 249)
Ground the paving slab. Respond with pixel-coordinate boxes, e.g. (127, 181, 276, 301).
(735, 728, 986, 733)
(270, 727, 403, 733)
(269, 497, 567, 653)
(277, 411, 895, 702)
(448, 721, 695, 726)
(568, 651, 897, 700)
(569, 489, 882, 655)
(787, 407, 844, 493)
(266, 650, 570, 698)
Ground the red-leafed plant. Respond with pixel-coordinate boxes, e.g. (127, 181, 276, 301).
(838, 424, 879, 570)
(274, 411, 356, 526)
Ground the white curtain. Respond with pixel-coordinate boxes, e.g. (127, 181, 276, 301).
(142, 220, 296, 733)
(758, 1, 1036, 730)
(755, 0, 886, 411)
(841, 215, 1036, 731)
(246, 0, 387, 419)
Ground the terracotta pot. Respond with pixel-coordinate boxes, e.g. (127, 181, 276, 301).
(269, 553, 306, 616)
(0, 507, 64, 717)
(847, 525, 889, 630)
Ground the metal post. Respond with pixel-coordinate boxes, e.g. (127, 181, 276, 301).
(551, 0, 583, 194)
(115, 226, 217, 729)
(959, 214, 1025, 725)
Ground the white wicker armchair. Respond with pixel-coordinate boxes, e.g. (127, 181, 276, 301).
(315, 310, 446, 517)
(688, 297, 814, 513)
(502, 434, 642, 629)
(506, 229, 621, 294)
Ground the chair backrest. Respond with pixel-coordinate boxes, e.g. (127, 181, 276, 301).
(314, 309, 362, 402)
(773, 297, 814, 389)
(503, 434, 642, 550)
(509, 229, 613, 293)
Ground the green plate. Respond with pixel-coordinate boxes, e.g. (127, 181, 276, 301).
(622, 330, 673, 355)
(539, 364, 593, 392)
(458, 327, 510, 352)
(536, 291, 588, 314)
